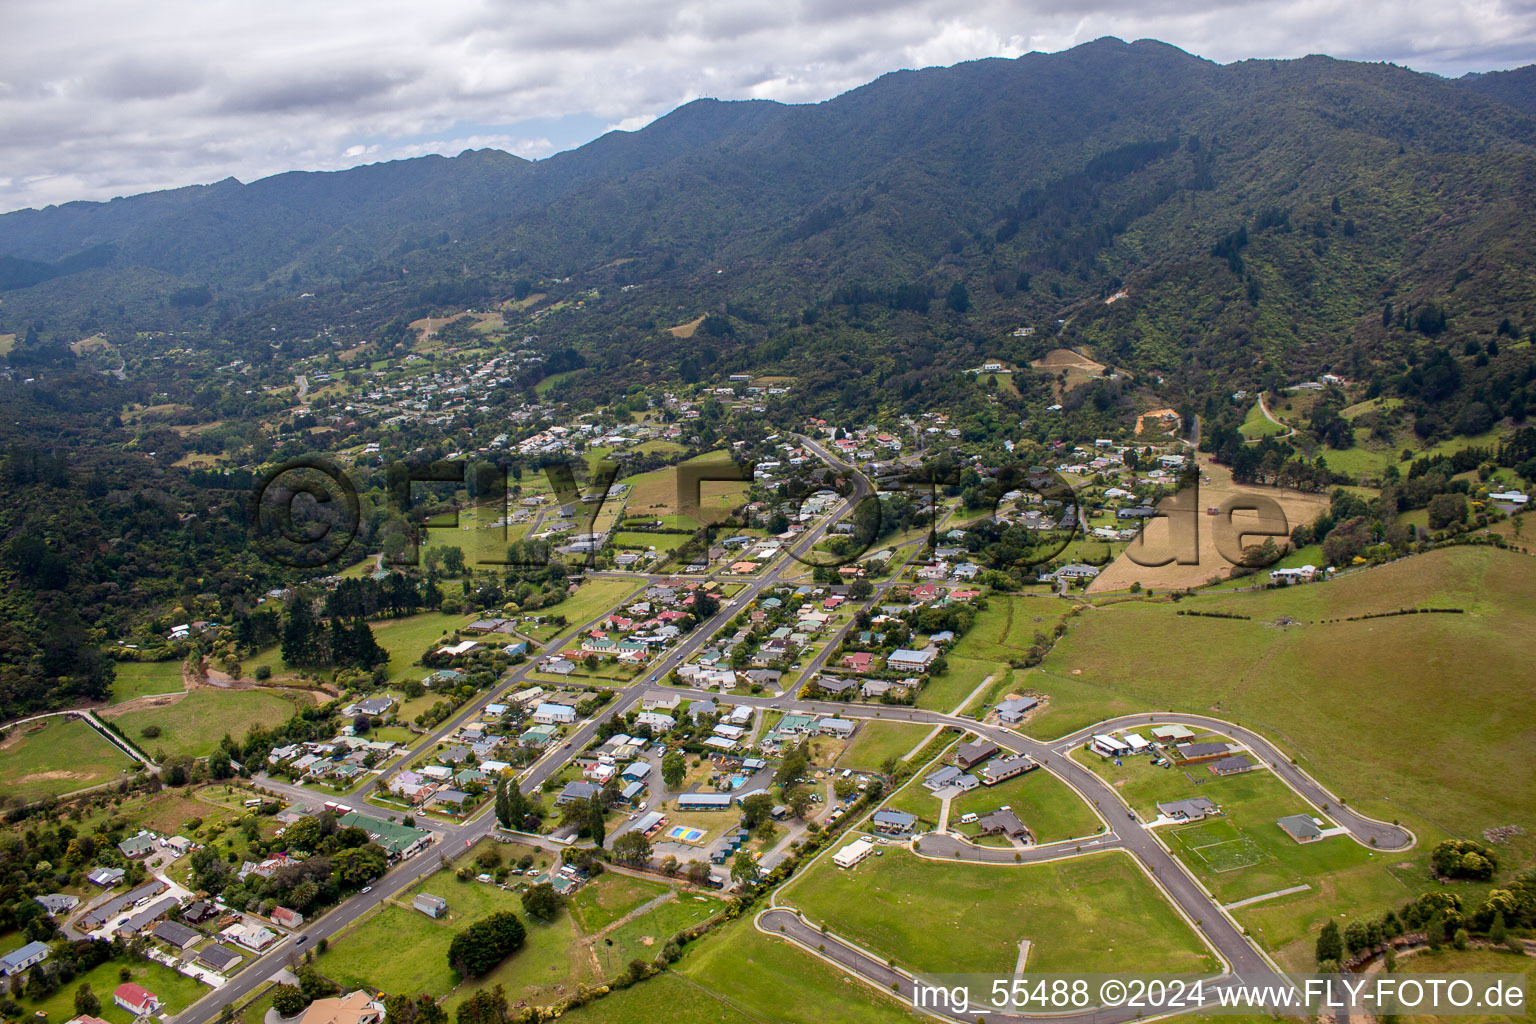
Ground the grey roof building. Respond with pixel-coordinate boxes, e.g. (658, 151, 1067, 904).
(1156, 797, 1218, 821)
(1277, 814, 1324, 843)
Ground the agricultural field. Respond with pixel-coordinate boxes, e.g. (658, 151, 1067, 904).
(0, 716, 136, 802)
(109, 659, 186, 702)
(784, 848, 1216, 976)
(102, 689, 301, 758)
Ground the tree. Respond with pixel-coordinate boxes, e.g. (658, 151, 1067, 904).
(73, 983, 100, 1017)
(686, 860, 712, 885)
(455, 985, 511, 1024)
(1316, 920, 1343, 965)
(520, 882, 561, 922)
(945, 281, 970, 313)
(1427, 493, 1469, 531)
(586, 796, 606, 847)
(739, 792, 775, 830)
(612, 830, 652, 865)
(730, 849, 758, 887)
(661, 751, 686, 789)
(494, 780, 526, 831)
(383, 994, 447, 1024)
(271, 985, 306, 1018)
(1344, 920, 1371, 955)
(447, 912, 526, 978)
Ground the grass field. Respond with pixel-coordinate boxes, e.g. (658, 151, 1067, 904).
(538, 578, 642, 641)
(110, 659, 186, 702)
(422, 504, 530, 568)
(1029, 548, 1536, 866)
(1395, 948, 1536, 1024)
(568, 873, 672, 931)
(612, 530, 692, 551)
(1240, 400, 1290, 440)
(621, 451, 749, 527)
(592, 893, 721, 975)
(836, 721, 932, 771)
(784, 848, 1216, 976)
(914, 655, 996, 712)
(103, 689, 300, 757)
(0, 716, 135, 801)
(324, 859, 719, 1013)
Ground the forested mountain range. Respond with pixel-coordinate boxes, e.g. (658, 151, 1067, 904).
(2, 37, 1534, 408)
(3, 39, 1536, 720)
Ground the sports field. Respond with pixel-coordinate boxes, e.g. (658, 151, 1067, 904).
(1170, 818, 1269, 871)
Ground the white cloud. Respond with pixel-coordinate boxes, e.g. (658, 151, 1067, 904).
(0, 0, 1532, 212)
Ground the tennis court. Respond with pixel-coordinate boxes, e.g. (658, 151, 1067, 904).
(666, 825, 707, 844)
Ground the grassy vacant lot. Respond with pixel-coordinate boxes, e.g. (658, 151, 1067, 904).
(947, 768, 1105, 844)
(592, 892, 721, 975)
(836, 720, 932, 771)
(1030, 548, 1536, 853)
(679, 916, 926, 1024)
(568, 873, 672, 932)
(915, 594, 1069, 713)
(554, 969, 758, 1024)
(1073, 749, 1402, 915)
(323, 868, 588, 999)
(110, 659, 185, 702)
(536, 578, 643, 643)
(621, 451, 749, 527)
(0, 716, 135, 801)
(785, 848, 1215, 976)
(104, 689, 300, 757)
(13, 956, 206, 1024)
(422, 504, 530, 568)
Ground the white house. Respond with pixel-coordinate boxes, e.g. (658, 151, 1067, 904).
(532, 703, 577, 725)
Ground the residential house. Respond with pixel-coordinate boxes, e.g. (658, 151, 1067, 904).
(980, 754, 1037, 786)
(295, 991, 386, 1024)
(886, 648, 938, 673)
(150, 921, 200, 950)
(1209, 754, 1255, 776)
(976, 809, 1029, 839)
(195, 945, 243, 973)
(272, 906, 304, 929)
(870, 810, 917, 835)
(955, 739, 998, 769)
(0, 941, 50, 977)
(995, 696, 1039, 724)
(35, 893, 79, 916)
(1156, 798, 1218, 822)
(114, 984, 161, 1017)
(1277, 815, 1324, 843)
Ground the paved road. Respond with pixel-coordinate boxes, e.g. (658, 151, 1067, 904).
(1047, 712, 1414, 851)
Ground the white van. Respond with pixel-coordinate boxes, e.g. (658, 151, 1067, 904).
(959, 812, 978, 824)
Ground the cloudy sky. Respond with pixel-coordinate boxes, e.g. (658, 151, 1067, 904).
(2, 0, 1533, 213)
